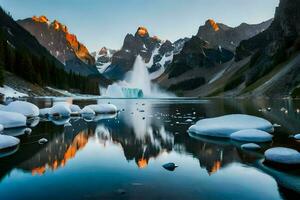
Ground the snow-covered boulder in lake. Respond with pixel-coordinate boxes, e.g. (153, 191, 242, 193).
(88, 104, 117, 114)
(0, 111, 27, 128)
(81, 106, 96, 116)
(265, 147, 300, 165)
(0, 135, 20, 150)
(49, 103, 71, 117)
(188, 114, 274, 138)
(231, 129, 273, 142)
(70, 105, 81, 113)
(294, 134, 300, 140)
(241, 143, 261, 150)
(1, 101, 39, 117)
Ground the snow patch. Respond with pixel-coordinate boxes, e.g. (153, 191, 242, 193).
(0, 111, 27, 128)
(1, 101, 39, 117)
(0, 85, 28, 98)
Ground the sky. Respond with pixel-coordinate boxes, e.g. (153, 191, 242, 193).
(0, 0, 279, 52)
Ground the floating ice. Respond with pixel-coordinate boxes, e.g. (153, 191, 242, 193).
(81, 106, 95, 116)
(294, 134, 300, 140)
(231, 129, 273, 142)
(49, 103, 71, 117)
(0, 135, 20, 150)
(241, 143, 261, 150)
(0, 111, 27, 128)
(1, 101, 39, 117)
(188, 114, 274, 138)
(70, 105, 82, 113)
(88, 104, 117, 114)
(265, 147, 300, 165)
(121, 88, 144, 98)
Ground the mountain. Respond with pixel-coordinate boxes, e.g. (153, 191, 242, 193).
(197, 19, 272, 51)
(18, 16, 98, 76)
(101, 27, 176, 80)
(0, 8, 105, 95)
(161, 0, 300, 98)
(91, 47, 116, 73)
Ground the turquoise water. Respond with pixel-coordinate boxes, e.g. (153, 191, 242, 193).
(0, 98, 300, 199)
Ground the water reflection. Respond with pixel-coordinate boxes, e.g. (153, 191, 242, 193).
(0, 98, 300, 199)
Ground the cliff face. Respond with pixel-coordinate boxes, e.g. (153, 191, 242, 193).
(197, 19, 272, 51)
(18, 16, 97, 76)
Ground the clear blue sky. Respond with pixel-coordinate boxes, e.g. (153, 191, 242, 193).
(0, 0, 279, 51)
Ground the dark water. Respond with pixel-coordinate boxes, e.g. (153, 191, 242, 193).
(0, 98, 300, 200)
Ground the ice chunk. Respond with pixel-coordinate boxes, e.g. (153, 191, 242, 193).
(88, 104, 117, 114)
(241, 143, 261, 150)
(49, 103, 71, 117)
(81, 106, 95, 116)
(121, 88, 144, 98)
(1, 101, 39, 117)
(0, 135, 20, 150)
(0, 111, 27, 128)
(231, 129, 273, 142)
(265, 147, 300, 165)
(70, 105, 81, 113)
(188, 114, 274, 138)
(294, 134, 300, 140)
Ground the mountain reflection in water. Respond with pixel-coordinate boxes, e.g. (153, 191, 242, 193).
(0, 98, 300, 199)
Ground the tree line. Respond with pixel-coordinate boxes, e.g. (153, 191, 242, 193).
(0, 29, 100, 94)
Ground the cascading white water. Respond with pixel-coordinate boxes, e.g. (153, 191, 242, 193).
(127, 55, 151, 96)
(101, 55, 174, 98)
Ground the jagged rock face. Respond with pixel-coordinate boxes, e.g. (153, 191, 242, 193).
(91, 47, 116, 73)
(102, 27, 174, 80)
(197, 19, 272, 51)
(18, 16, 96, 75)
(167, 36, 234, 79)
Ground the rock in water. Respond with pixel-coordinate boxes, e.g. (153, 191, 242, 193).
(1, 101, 39, 117)
(241, 143, 261, 150)
(294, 134, 300, 140)
(81, 106, 96, 116)
(88, 104, 117, 114)
(38, 138, 48, 144)
(188, 114, 274, 138)
(0, 135, 20, 150)
(231, 129, 273, 142)
(0, 111, 27, 128)
(265, 147, 300, 165)
(49, 103, 71, 117)
(162, 163, 178, 171)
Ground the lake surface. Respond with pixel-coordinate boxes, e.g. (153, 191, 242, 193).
(0, 98, 300, 200)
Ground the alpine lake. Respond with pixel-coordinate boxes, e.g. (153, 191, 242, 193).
(0, 97, 300, 200)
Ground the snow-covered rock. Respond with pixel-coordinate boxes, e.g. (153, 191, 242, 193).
(0, 111, 27, 128)
(88, 104, 117, 114)
(39, 108, 50, 116)
(231, 129, 273, 142)
(49, 103, 71, 117)
(294, 134, 300, 140)
(1, 101, 39, 117)
(81, 106, 95, 116)
(0, 135, 20, 150)
(241, 143, 261, 150)
(70, 104, 81, 113)
(188, 114, 274, 138)
(265, 147, 300, 165)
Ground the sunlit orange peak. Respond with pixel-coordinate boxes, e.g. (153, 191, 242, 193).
(137, 158, 148, 169)
(208, 19, 220, 31)
(137, 26, 148, 37)
(32, 15, 49, 23)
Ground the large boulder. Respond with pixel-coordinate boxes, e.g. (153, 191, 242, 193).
(0, 111, 27, 128)
(265, 147, 300, 165)
(188, 114, 274, 138)
(0, 135, 20, 150)
(1, 101, 39, 117)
